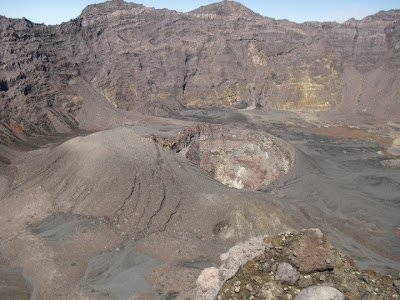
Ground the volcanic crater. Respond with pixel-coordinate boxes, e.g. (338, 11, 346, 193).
(0, 0, 399, 299)
(167, 124, 296, 190)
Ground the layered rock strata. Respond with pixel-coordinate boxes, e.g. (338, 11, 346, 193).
(1, 1, 400, 142)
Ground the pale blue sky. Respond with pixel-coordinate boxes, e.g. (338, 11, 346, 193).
(0, 0, 399, 25)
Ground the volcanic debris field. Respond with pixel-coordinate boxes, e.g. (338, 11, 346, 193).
(0, 0, 400, 299)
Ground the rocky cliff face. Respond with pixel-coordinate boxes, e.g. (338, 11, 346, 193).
(1, 0, 399, 142)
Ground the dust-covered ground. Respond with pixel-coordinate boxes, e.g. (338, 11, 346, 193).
(175, 108, 400, 274)
(0, 108, 399, 299)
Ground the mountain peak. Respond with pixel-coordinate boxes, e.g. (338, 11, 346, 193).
(189, 1, 259, 18)
(80, 0, 141, 18)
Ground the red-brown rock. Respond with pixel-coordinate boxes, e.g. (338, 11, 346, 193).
(284, 228, 335, 273)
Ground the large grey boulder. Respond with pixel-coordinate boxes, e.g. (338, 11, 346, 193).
(294, 286, 345, 300)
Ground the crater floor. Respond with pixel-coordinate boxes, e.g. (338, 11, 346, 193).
(0, 109, 399, 299)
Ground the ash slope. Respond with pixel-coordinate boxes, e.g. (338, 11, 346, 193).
(0, 126, 296, 299)
(1, 0, 400, 142)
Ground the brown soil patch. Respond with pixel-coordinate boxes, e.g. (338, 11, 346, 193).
(307, 126, 394, 151)
(9, 121, 24, 134)
(0, 155, 11, 165)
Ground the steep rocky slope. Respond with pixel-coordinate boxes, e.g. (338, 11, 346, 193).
(1, 0, 399, 143)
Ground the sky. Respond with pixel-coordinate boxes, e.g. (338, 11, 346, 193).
(0, 0, 399, 25)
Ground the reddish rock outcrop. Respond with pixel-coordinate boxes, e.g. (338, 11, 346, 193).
(171, 124, 295, 190)
(282, 228, 335, 274)
(197, 229, 400, 300)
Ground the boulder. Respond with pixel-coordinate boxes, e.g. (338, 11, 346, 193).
(294, 286, 345, 300)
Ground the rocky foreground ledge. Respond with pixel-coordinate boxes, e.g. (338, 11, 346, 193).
(196, 229, 400, 300)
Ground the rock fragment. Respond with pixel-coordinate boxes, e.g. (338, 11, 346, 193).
(195, 267, 220, 300)
(298, 277, 313, 288)
(284, 228, 335, 273)
(294, 286, 345, 300)
(275, 262, 299, 284)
